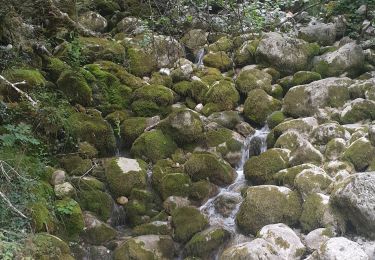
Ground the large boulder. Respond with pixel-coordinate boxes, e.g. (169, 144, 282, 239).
(312, 42, 365, 77)
(184, 152, 236, 186)
(113, 235, 175, 260)
(105, 157, 148, 197)
(317, 237, 369, 260)
(220, 239, 280, 260)
(243, 89, 282, 125)
(342, 137, 375, 171)
(235, 68, 272, 95)
(244, 148, 289, 185)
(205, 80, 240, 111)
(294, 168, 333, 198)
(298, 21, 337, 46)
(283, 77, 352, 118)
(236, 185, 302, 235)
(203, 51, 232, 71)
(311, 122, 348, 145)
(81, 212, 116, 245)
(131, 130, 177, 163)
(255, 32, 319, 75)
(340, 98, 375, 124)
(258, 223, 306, 259)
(171, 206, 208, 243)
(331, 172, 375, 239)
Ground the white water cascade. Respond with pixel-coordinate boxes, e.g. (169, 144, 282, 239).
(199, 126, 270, 233)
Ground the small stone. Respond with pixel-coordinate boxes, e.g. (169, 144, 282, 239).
(116, 196, 128, 205)
(51, 169, 66, 185)
(54, 182, 75, 198)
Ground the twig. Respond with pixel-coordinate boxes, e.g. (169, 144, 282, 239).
(0, 75, 38, 106)
(0, 191, 29, 219)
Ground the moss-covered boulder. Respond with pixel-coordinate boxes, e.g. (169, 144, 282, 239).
(236, 185, 302, 235)
(132, 221, 172, 236)
(22, 233, 74, 259)
(29, 202, 56, 233)
(171, 206, 208, 243)
(208, 111, 243, 129)
(258, 223, 306, 259)
(57, 70, 92, 106)
(78, 11, 107, 33)
(290, 71, 321, 87)
(184, 227, 230, 258)
(311, 122, 348, 145)
(67, 112, 117, 156)
(294, 168, 333, 199)
(209, 36, 234, 52)
(300, 193, 336, 232)
(59, 154, 92, 176)
(161, 109, 204, 145)
(255, 32, 319, 75)
(205, 80, 240, 111)
(184, 152, 236, 186)
(159, 172, 192, 200)
(312, 42, 364, 78)
(131, 130, 177, 163)
(105, 157, 147, 197)
(325, 138, 347, 161)
(343, 137, 375, 171)
(298, 22, 337, 46)
(189, 180, 218, 205)
(243, 89, 282, 125)
(235, 68, 272, 95)
(340, 98, 375, 124)
(43, 57, 71, 82)
(220, 238, 280, 259)
(131, 84, 176, 117)
(82, 211, 116, 245)
(266, 111, 285, 129)
(113, 235, 175, 260)
(118, 116, 147, 147)
(234, 39, 259, 67)
(3, 68, 46, 90)
(244, 148, 289, 185)
(126, 47, 158, 77)
(273, 163, 317, 188)
(203, 51, 232, 72)
(331, 172, 375, 239)
(181, 29, 207, 52)
(55, 198, 84, 241)
(79, 36, 125, 63)
(283, 77, 352, 118)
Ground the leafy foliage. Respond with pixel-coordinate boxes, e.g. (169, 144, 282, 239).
(55, 199, 78, 216)
(0, 123, 40, 147)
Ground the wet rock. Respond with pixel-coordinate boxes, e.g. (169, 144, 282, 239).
(82, 212, 116, 245)
(214, 193, 242, 218)
(113, 235, 175, 260)
(236, 185, 302, 235)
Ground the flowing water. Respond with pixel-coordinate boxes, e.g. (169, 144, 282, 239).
(199, 126, 269, 243)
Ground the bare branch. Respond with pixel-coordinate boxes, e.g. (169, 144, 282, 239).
(0, 75, 38, 106)
(0, 191, 29, 219)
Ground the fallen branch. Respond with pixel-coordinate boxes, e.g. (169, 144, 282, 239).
(0, 191, 29, 219)
(0, 75, 38, 106)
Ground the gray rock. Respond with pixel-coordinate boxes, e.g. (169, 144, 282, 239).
(318, 237, 369, 260)
(78, 11, 107, 33)
(299, 21, 336, 46)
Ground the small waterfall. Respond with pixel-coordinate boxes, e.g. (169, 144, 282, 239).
(195, 48, 205, 68)
(199, 126, 270, 233)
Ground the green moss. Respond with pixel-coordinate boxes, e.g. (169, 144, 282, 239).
(120, 117, 147, 148)
(131, 130, 177, 163)
(291, 71, 321, 86)
(55, 198, 84, 241)
(184, 152, 235, 186)
(203, 51, 232, 72)
(270, 84, 284, 99)
(79, 37, 125, 63)
(127, 47, 157, 77)
(113, 239, 154, 260)
(59, 154, 92, 176)
(23, 233, 73, 259)
(340, 99, 375, 124)
(78, 141, 99, 159)
(171, 206, 208, 243)
(189, 180, 217, 204)
(159, 173, 192, 200)
(172, 81, 192, 96)
(151, 159, 184, 192)
(236, 186, 302, 235)
(76, 190, 113, 221)
(343, 137, 375, 171)
(273, 164, 314, 188)
(29, 202, 56, 233)
(209, 36, 234, 52)
(57, 70, 92, 106)
(67, 112, 117, 156)
(205, 80, 239, 111)
(184, 227, 230, 257)
(44, 57, 71, 81)
(95, 60, 145, 90)
(92, 0, 120, 15)
(244, 148, 289, 185)
(299, 193, 327, 232)
(150, 72, 173, 88)
(132, 221, 172, 236)
(235, 68, 272, 95)
(189, 80, 209, 103)
(244, 89, 282, 125)
(266, 111, 285, 129)
(201, 102, 221, 116)
(105, 157, 147, 197)
(313, 60, 330, 78)
(3, 68, 46, 89)
(234, 40, 259, 67)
